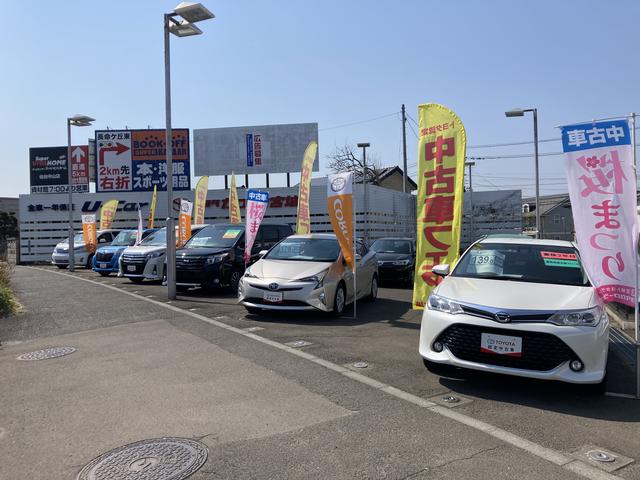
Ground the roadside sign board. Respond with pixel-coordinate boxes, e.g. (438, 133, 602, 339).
(194, 123, 318, 175)
(95, 129, 190, 192)
(29, 146, 90, 194)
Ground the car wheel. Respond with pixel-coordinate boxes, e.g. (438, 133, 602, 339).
(56, 265, 67, 269)
(98, 271, 110, 277)
(332, 283, 346, 316)
(407, 269, 415, 287)
(130, 277, 144, 284)
(86, 254, 94, 269)
(228, 270, 241, 292)
(366, 274, 378, 302)
(245, 306, 262, 315)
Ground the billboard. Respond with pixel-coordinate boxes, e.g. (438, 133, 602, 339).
(194, 123, 319, 175)
(95, 129, 190, 192)
(29, 146, 89, 194)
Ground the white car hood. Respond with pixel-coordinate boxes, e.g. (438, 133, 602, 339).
(250, 259, 333, 281)
(123, 245, 165, 255)
(436, 276, 595, 311)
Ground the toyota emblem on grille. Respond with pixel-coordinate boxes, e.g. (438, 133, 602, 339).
(494, 312, 511, 323)
(268, 283, 279, 290)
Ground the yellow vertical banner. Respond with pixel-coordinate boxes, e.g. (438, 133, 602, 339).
(178, 199, 193, 247)
(147, 185, 157, 229)
(229, 172, 241, 224)
(193, 176, 208, 225)
(412, 103, 467, 309)
(99, 199, 119, 230)
(327, 172, 354, 270)
(296, 141, 318, 234)
(82, 214, 97, 253)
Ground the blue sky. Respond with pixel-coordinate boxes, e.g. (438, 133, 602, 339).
(1, 0, 638, 198)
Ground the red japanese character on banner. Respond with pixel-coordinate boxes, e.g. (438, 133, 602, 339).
(425, 135, 455, 166)
(425, 167, 456, 195)
(423, 225, 451, 251)
(423, 196, 455, 224)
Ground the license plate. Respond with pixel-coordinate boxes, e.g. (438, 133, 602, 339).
(263, 291, 283, 303)
(100, 263, 108, 269)
(480, 333, 522, 357)
(127, 265, 136, 272)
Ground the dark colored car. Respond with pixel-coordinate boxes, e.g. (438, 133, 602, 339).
(175, 223, 294, 292)
(370, 237, 416, 285)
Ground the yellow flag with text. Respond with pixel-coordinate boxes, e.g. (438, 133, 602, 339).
(147, 185, 157, 229)
(99, 199, 119, 230)
(193, 176, 208, 225)
(412, 104, 466, 309)
(229, 172, 241, 224)
(327, 172, 354, 270)
(296, 141, 318, 234)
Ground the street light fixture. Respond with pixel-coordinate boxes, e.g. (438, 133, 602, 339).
(356, 142, 370, 244)
(67, 114, 95, 272)
(505, 107, 540, 238)
(164, 2, 214, 300)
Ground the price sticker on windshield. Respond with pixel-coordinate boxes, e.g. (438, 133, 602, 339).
(223, 229, 241, 239)
(540, 251, 581, 268)
(469, 250, 505, 274)
(189, 236, 211, 247)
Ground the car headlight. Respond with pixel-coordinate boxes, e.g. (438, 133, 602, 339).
(146, 251, 164, 259)
(298, 269, 329, 288)
(547, 306, 604, 327)
(206, 252, 229, 265)
(393, 259, 411, 266)
(427, 293, 464, 314)
(243, 268, 258, 278)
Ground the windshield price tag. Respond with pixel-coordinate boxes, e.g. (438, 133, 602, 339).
(540, 251, 581, 268)
(469, 250, 505, 274)
(189, 236, 211, 247)
(223, 229, 241, 239)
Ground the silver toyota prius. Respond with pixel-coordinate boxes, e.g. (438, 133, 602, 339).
(238, 233, 378, 315)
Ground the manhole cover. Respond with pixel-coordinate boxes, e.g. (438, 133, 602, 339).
(16, 346, 76, 361)
(352, 361, 369, 369)
(77, 437, 208, 480)
(588, 450, 616, 463)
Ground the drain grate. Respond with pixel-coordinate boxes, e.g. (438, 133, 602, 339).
(77, 437, 208, 480)
(352, 361, 369, 369)
(571, 445, 634, 472)
(17, 346, 76, 361)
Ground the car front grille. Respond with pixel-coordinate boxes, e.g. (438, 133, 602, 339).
(435, 323, 579, 371)
(95, 251, 114, 262)
(122, 254, 147, 264)
(176, 256, 206, 271)
(245, 297, 309, 307)
(460, 305, 553, 323)
(247, 283, 304, 292)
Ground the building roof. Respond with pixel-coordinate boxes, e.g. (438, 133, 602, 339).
(306, 166, 417, 190)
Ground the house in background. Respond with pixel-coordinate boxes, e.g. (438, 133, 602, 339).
(522, 194, 574, 240)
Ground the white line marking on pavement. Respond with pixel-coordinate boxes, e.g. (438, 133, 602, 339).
(29, 267, 625, 480)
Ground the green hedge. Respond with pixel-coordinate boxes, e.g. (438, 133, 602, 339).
(0, 285, 14, 316)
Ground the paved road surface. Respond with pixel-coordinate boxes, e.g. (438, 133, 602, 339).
(0, 266, 638, 479)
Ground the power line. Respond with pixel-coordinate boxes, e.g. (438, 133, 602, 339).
(319, 112, 399, 132)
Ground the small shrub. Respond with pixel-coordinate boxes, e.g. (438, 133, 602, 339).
(0, 262, 12, 288)
(0, 285, 15, 316)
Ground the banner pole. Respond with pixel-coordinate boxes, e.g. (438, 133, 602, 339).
(632, 112, 640, 400)
(353, 167, 357, 319)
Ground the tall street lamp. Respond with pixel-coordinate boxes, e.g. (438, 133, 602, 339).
(357, 142, 370, 244)
(67, 114, 95, 272)
(465, 161, 475, 242)
(505, 107, 540, 238)
(164, 2, 214, 300)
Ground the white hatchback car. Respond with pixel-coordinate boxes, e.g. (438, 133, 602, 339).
(419, 236, 609, 389)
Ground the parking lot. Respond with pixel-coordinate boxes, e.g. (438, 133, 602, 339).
(1, 265, 639, 479)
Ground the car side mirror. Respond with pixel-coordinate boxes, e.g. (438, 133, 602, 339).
(99, 238, 107, 243)
(432, 264, 450, 277)
(259, 250, 268, 257)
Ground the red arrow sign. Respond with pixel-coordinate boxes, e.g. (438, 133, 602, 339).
(99, 142, 130, 166)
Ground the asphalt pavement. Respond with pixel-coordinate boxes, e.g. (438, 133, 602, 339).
(1, 265, 639, 479)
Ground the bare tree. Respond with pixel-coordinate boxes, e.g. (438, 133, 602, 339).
(326, 145, 383, 184)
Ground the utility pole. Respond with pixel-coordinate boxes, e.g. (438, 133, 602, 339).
(465, 161, 475, 242)
(357, 142, 370, 244)
(401, 104, 408, 193)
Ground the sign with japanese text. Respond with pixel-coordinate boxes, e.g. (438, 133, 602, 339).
(81, 214, 97, 253)
(193, 176, 208, 225)
(229, 172, 241, 224)
(29, 146, 89, 194)
(327, 172, 354, 270)
(562, 119, 638, 307)
(296, 141, 318, 234)
(95, 129, 190, 192)
(244, 190, 269, 263)
(413, 104, 467, 309)
(178, 199, 193, 247)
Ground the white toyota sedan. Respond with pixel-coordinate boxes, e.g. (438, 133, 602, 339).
(419, 236, 609, 390)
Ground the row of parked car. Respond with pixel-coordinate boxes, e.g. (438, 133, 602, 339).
(51, 224, 416, 316)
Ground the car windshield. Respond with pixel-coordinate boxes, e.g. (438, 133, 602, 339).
(452, 242, 590, 287)
(140, 228, 167, 247)
(111, 230, 138, 246)
(266, 238, 340, 262)
(371, 239, 412, 254)
(61, 234, 85, 245)
(185, 226, 244, 248)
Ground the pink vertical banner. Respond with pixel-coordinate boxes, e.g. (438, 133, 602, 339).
(562, 119, 638, 307)
(244, 189, 269, 263)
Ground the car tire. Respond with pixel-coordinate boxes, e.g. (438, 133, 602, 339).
(129, 277, 144, 284)
(85, 254, 94, 269)
(98, 271, 110, 277)
(332, 283, 346, 317)
(245, 306, 262, 315)
(366, 274, 378, 302)
(228, 270, 241, 292)
(56, 265, 67, 269)
(407, 269, 415, 287)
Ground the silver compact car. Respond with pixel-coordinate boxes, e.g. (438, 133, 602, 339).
(238, 234, 378, 315)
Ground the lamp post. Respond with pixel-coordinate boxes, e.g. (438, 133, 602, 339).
(67, 114, 95, 272)
(505, 107, 540, 238)
(164, 2, 214, 300)
(356, 142, 370, 244)
(465, 161, 475, 242)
